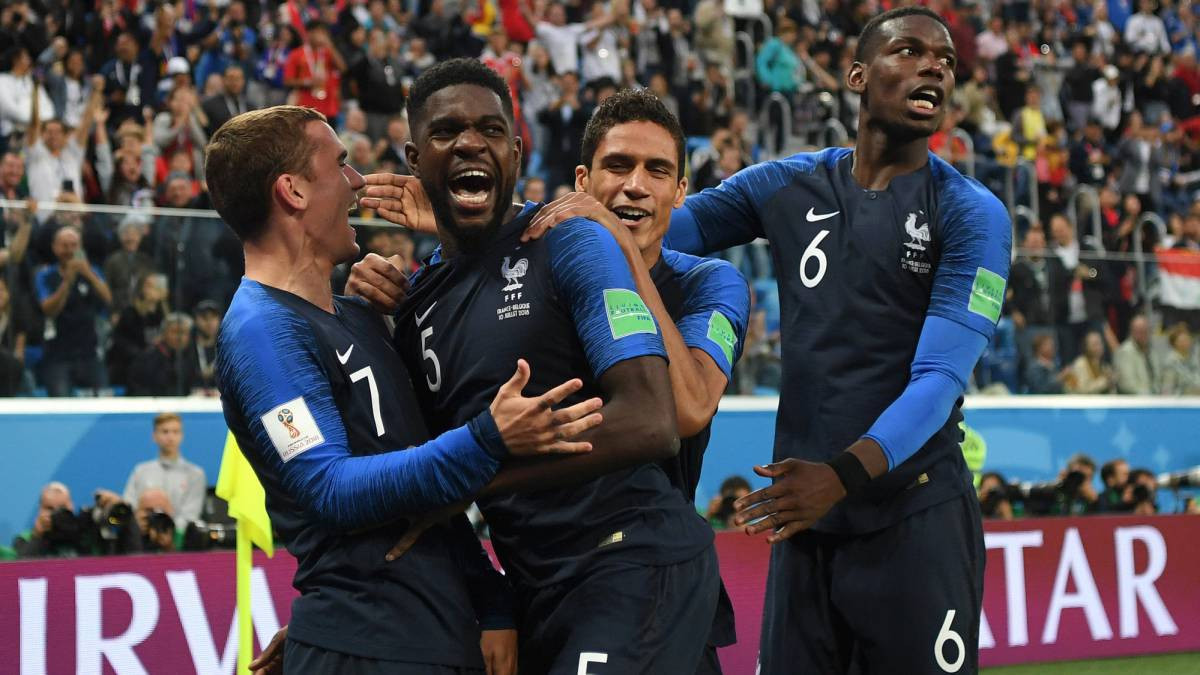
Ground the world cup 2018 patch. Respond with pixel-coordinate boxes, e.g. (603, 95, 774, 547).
(261, 396, 325, 462)
(603, 288, 657, 339)
(707, 310, 736, 366)
(968, 267, 1005, 323)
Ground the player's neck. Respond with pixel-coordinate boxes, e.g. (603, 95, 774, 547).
(437, 203, 525, 258)
(851, 125, 931, 191)
(243, 233, 336, 313)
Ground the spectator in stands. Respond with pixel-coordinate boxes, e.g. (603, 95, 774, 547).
(1013, 85, 1048, 162)
(12, 482, 76, 557)
(692, 0, 734, 71)
(192, 299, 221, 394)
(102, 217, 156, 314)
(126, 311, 200, 397)
(1125, 0, 1172, 55)
(1069, 117, 1113, 186)
(1160, 322, 1200, 394)
(122, 412, 205, 528)
(1051, 213, 1112, 359)
(0, 276, 30, 395)
(1097, 459, 1133, 512)
(1115, 315, 1160, 394)
(1129, 467, 1160, 514)
(1010, 227, 1068, 373)
(1025, 332, 1071, 394)
(284, 21, 346, 123)
(257, 22, 297, 107)
(1117, 111, 1166, 213)
(0, 188, 31, 268)
(100, 32, 157, 130)
(135, 488, 178, 552)
(1067, 330, 1116, 394)
(535, 2, 591, 77)
(1093, 64, 1123, 140)
(521, 176, 546, 204)
(0, 46, 54, 151)
(36, 225, 110, 396)
(0, 151, 26, 201)
(107, 272, 168, 389)
(348, 28, 406, 141)
(976, 15, 1008, 63)
(25, 79, 101, 204)
(756, 18, 800, 100)
(538, 70, 587, 193)
(375, 114, 410, 172)
(153, 85, 208, 184)
(200, 64, 257, 138)
(1063, 40, 1100, 133)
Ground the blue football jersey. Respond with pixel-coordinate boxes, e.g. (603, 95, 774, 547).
(216, 279, 509, 665)
(394, 205, 715, 588)
(666, 149, 1011, 533)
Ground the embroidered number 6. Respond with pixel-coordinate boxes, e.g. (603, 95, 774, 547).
(799, 229, 830, 288)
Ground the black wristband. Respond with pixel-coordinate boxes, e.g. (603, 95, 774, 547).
(826, 452, 871, 496)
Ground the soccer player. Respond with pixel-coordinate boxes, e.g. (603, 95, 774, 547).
(361, 59, 720, 674)
(531, 6, 1012, 674)
(359, 89, 752, 673)
(206, 105, 604, 674)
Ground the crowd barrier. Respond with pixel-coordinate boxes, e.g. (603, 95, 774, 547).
(2, 397, 1200, 545)
(2, 516, 1196, 673)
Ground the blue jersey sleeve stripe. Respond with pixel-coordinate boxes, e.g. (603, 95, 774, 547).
(547, 219, 667, 377)
(668, 149, 847, 255)
(218, 282, 500, 530)
(927, 156, 1013, 339)
(862, 315, 987, 470)
(670, 255, 752, 380)
(34, 268, 54, 303)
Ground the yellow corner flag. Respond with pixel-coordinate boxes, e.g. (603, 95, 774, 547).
(215, 431, 274, 675)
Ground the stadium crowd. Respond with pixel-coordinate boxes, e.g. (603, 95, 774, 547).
(0, 0, 1197, 397)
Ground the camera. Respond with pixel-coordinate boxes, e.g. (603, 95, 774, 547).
(145, 509, 175, 535)
(79, 498, 138, 555)
(44, 506, 83, 548)
(1157, 466, 1200, 489)
(183, 521, 237, 551)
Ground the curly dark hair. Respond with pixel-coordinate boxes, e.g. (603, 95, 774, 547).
(580, 88, 686, 178)
(854, 6, 951, 63)
(405, 58, 514, 136)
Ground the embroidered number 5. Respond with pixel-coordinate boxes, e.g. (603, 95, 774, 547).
(799, 229, 830, 288)
(421, 326, 442, 392)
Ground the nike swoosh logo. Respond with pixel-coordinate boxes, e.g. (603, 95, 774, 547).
(336, 344, 354, 365)
(414, 301, 437, 327)
(806, 208, 839, 222)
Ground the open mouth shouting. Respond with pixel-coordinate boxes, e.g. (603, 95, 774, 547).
(449, 166, 496, 215)
(611, 205, 653, 229)
(907, 85, 943, 117)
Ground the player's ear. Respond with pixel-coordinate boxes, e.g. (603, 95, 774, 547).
(847, 61, 866, 95)
(673, 175, 687, 209)
(273, 172, 306, 211)
(404, 141, 421, 179)
(512, 134, 523, 170)
(574, 165, 589, 192)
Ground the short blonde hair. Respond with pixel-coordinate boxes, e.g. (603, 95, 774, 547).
(153, 412, 182, 429)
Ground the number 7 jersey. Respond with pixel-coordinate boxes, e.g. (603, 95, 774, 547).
(665, 148, 1011, 534)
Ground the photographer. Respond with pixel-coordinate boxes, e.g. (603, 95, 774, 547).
(1097, 459, 1133, 513)
(1128, 468, 1159, 515)
(12, 482, 79, 557)
(706, 475, 752, 529)
(1053, 453, 1100, 515)
(135, 488, 179, 552)
(978, 472, 1015, 520)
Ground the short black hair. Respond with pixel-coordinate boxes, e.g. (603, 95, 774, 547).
(406, 58, 514, 135)
(580, 88, 686, 178)
(855, 6, 951, 63)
